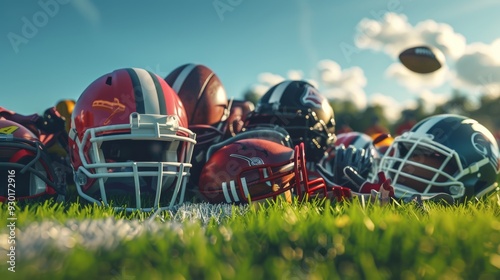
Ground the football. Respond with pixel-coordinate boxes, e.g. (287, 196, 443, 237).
(164, 63, 228, 125)
(398, 45, 445, 74)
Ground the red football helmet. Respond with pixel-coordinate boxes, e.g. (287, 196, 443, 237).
(69, 68, 196, 211)
(0, 119, 64, 202)
(199, 137, 327, 204)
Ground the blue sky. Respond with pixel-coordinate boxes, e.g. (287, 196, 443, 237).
(2, 0, 500, 120)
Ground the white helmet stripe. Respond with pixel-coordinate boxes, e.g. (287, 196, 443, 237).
(131, 68, 161, 114)
(240, 177, 250, 199)
(412, 114, 449, 135)
(222, 181, 232, 203)
(171, 64, 197, 94)
(268, 81, 292, 104)
(230, 180, 240, 202)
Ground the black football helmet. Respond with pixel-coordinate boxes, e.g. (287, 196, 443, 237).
(379, 114, 500, 201)
(244, 80, 336, 163)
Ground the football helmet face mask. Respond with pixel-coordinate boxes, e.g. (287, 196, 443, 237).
(0, 119, 63, 202)
(244, 80, 336, 163)
(199, 137, 327, 204)
(69, 68, 196, 211)
(379, 114, 500, 200)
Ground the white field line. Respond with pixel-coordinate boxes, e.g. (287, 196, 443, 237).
(0, 203, 249, 261)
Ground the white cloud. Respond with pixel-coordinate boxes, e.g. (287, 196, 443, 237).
(251, 60, 369, 110)
(250, 62, 444, 122)
(354, 12, 470, 92)
(369, 93, 403, 122)
(317, 59, 342, 84)
(250, 72, 300, 97)
(355, 13, 466, 59)
(257, 72, 285, 86)
(385, 62, 449, 91)
(417, 89, 450, 113)
(453, 39, 500, 97)
(317, 60, 367, 109)
(366, 90, 447, 123)
(250, 84, 270, 96)
(356, 13, 413, 56)
(249, 14, 500, 122)
(322, 86, 367, 110)
(377, 88, 449, 121)
(287, 70, 304, 80)
(353, 12, 500, 99)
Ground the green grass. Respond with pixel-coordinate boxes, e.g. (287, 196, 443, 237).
(1, 194, 500, 279)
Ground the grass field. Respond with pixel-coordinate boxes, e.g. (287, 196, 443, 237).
(1, 192, 500, 279)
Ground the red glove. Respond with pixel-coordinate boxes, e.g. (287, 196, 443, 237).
(328, 186, 353, 202)
(325, 169, 395, 204)
(358, 171, 395, 197)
